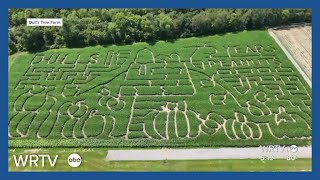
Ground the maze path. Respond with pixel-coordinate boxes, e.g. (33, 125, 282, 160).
(8, 35, 312, 147)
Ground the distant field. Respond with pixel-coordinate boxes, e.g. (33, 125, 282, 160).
(270, 25, 312, 80)
(8, 31, 312, 148)
(8, 148, 312, 171)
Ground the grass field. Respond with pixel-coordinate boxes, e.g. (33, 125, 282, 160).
(8, 148, 311, 171)
(8, 30, 312, 148)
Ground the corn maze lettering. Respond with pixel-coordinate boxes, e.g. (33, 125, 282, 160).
(9, 33, 312, 147)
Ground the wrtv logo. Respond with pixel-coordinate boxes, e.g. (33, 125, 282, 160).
(260, 145, 298, 153)
(13, 154, 59, 167)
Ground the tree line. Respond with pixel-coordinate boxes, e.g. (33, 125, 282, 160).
(8, 9, 312, 54)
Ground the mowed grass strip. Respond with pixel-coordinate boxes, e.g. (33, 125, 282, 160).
(8, 148, 311, 172)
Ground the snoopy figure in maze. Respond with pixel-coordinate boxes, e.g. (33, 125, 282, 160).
(118, 48, 198, 140)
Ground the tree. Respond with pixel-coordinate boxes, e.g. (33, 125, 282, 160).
(62, 16, 86, 47)
(141, 16, 154, 41)
(191, 12, 210, 35)
(21, 28, 45, 52)
(8, 9, 312, 55)
(154, 13, 174, 39)
(281, 10, 290, 24)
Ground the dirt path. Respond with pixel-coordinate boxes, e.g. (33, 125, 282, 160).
(269, 25, 312, 87)
(106, 146, 311, 161)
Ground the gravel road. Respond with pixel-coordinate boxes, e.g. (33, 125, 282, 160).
(106, 146, 311, 161)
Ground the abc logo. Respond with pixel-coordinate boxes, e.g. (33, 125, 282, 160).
(290, 145, 298, 153)
(67, 153, 81, 167)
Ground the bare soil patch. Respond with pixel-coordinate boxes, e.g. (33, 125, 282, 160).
(270, 25, 312, 80)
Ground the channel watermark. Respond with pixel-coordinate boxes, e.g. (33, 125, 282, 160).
(27, 18, 63, 26)
(67, 153, 82, 168)
(12, 153, 82, 168)
(259, 145, 299, 161)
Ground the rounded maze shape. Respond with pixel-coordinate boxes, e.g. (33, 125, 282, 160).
(83, 116, 104, 137)
(23, 94, 46, 111)
(255, 92, 268, 102)
(106, 97, 125, 111)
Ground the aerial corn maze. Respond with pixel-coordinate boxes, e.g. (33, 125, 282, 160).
(8, 31, 312, 148)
